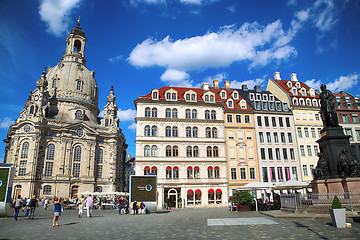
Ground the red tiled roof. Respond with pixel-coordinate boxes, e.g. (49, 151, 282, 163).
(209, 87, 252, 111)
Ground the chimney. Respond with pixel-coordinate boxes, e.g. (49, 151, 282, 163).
(242, 84, 248, 91)
(213, 80, 219, 89)
(201, 83, 209, 91)
(224, 80, 230, 89)
(274, 72, 281, 81)
(340, 91, 346, 95)
(254, 85, 261, 92)
(291, 73, 298, 82)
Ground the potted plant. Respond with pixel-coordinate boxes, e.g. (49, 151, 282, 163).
(235, 191, 253, 211)
(329, 195, 346, 228)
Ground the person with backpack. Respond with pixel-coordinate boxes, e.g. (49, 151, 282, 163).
(13, 195, 23, 221)
(28, 196, 38, 220)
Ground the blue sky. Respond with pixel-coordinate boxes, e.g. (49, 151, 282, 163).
(0, 0, 359, 160)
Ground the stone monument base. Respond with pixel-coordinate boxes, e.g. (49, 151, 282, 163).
(311, 177, 360, 193)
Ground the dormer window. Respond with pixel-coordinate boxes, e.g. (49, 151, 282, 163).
(286, 81, 292, 88)
(249, 93, 254, 100)
(227, 99, 233, 108)
(312, 99, 318, 107)
(210, 95, 214, 102)
(262, 95, 268, 101)
(172, 93, 176, 100)
(309, 89, 315, 97)
(299, 98, 305, 106)
(269, 95, 274, 101)
(220, 91, 226, 99)
(269, 102, 274, 110)
(282, 103, 288, 111)
(255, 101, 261, 110)
(191, 94, 196, 101)
(205, 95, 209, 102)
(292, 98, 298, 105)
(295, 82, 300, 88)
(166, 93, 171, 100)
(233, 92, 239, 99)
(276, 101, 281, 110)
(256, 94, 261, 100)
(151, 89, 159, 100)
(240, 100, 246, 109)
(292, 87, 297, 95)
(345, 96, 350, 102)
(262, 101, 268, 110)
(185, 94, 190, 101)
(301, 88, 306, 96)
(306, 99, 311, 106)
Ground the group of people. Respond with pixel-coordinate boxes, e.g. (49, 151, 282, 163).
(12, 195, 38, 221)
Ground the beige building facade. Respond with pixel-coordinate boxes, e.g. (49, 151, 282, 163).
(3, 22, 127, 199)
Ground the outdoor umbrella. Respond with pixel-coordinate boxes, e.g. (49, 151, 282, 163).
(237, 181, 275, 211)
(273, 179, 309, 190)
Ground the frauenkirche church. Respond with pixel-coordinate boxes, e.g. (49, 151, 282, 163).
(3, 21, 127, 199)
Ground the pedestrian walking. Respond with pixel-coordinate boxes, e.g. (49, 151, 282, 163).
(44, 198, 49, 210)
(140, 202, 146, 214)
(133, 200, 138, 215)
(13, 195, 23, 221)
(118, 197, 124, 215)
(84, 194, 93, 217)
(28, 196, 38, 220)
(53, 196, 61, 227)
(76, 195, 85, 218)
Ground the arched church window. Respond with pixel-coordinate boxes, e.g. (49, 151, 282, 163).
(74, 146, 82, 162)
(46, 144, 55, 160)
(74, 40, 82, 52)
(21, 142, 29, 159)
(76, 80, 82, 91)
(75, 110, 82, 120)
(97, 149, 103, 164)
(52, 79, 57, 88)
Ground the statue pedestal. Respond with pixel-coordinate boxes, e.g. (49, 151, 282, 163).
(316, 127, 352, 178)
(311, 178, 360, 193)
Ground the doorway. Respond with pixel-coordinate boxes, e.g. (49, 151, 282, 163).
(167, 188, 178, 208)
(71, 186, 78, 198)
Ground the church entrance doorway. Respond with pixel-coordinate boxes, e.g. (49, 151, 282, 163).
(71, 186, 78, 198)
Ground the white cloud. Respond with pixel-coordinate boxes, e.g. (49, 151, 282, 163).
(305, 79, 322, 90)
(39, 0, 82, 37)
(160, 69, 193, 87)
(230, 78, 265, 90)
(327, 73, 359, 92)
(0, 117, 14, 129)
(128, 122, 137, 130)
(129, 20, 297, 72)
(117, 109, 137, 121)
(108, 55, 123, 63)
(312, 0, 337, 32)
(129, 0, 166, 6)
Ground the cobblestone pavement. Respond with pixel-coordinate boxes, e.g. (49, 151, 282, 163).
(1, 207, 360, 240)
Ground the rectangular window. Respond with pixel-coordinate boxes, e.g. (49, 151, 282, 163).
(227, 114, 233, 123)
(264, 117, 269, 127)
(250, 168, 256, 180)
(300, 145, 305, 156)
(96, 165, 103, 179)
(352, 114, 360, 123)
(236, 115, 242, 123)
(246, 131, 252, 140)
(240, 168, 246, 180)
(266, 132, 271, 143)
(44, 162, 53, 177)
(302, 165, 308, 177)
(290, 148, 295, 160)
(237, 130, 244, 140)
(295, 113, 300, 120)
(283, 148, 288, 160)
(18, 160, 27, 176)
(257, 116, 262, 127)
(314, 145, 319, 156)
(230, 168, 237, 180)
(341, 114, 350, 123)
(228, 130, 234, 139)
(310, 164, 315, 176)
(260, 148, 266, 160)
(214, 168, 220, 179)
(288, 133, 293, 143)
(279, 117, 284, 127)
(281, 133, 286, 143)
(292, 167, 298, 180)
(229, 147, 236, 159)
(307, 145, 312, 156)
(272, 117, 277, 127)
(311, 128, 316, 138)
(259, 132, 264, 143)
(238, 147, 245, 159)
(262, 167, 268, 182)
(270, 167, 276, 182)
(274, 132, 279, 143)
(166, 169, 172, 179)
(302, 113, 307, 120)
(285, 117, 291, 127)
(285, 167, 291, 181)
(73, 163, 80, 177)
(275, 148, 281, 160)
(297, 127, 303, 138)
(278, 167, 283, 182)
(268, 148, 273, 160)
(187, 168, 193, 179)
(248, 148, 254, 159)
(345, 128, 353, 141)
(356, 130, 360, 141)
(304, 127, 309, 138)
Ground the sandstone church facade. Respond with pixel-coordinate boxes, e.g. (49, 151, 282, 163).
(3, 22, 127, 199)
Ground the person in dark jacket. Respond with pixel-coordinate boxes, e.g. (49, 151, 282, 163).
(28, 196, 38, 220)
(133, 200, 138, 214)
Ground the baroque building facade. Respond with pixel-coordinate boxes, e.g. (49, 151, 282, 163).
(267, 72, 323, 182)
(3, 22, 127, 199)
(134, 85, 228, 208)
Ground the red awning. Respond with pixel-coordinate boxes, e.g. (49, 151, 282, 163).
(208, 166, 213, 170)
(173, 166, 179, 170)
(187, 189, 193, 194)
(214, 166, 219, 170)
(144, 166, 150, 170)
(151, 166, 157, 170)
(194, 166, 199, 170)
(208, 189, 214, 193)
(216, 189, 222, 193)
(195, 189, 201, 194)
(187, 166, 193, 170)
(166, 166, 172, 170)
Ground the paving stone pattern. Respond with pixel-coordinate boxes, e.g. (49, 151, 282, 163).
(0, 207, 360, 240)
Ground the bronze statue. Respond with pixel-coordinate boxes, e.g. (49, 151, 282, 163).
(313, 152, 329, 180)
(319, 84, 339, 128)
